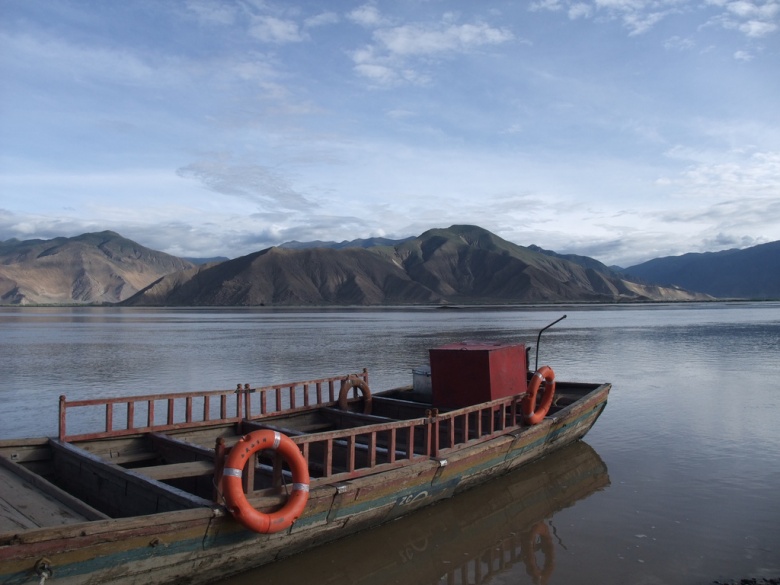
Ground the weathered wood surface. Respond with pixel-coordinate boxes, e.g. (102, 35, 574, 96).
(0, 464, 91, 531)
(1, 378, 610, 585)
(0, 445, 109, 529)
(49, 440, 212, 516)
(140, 460, 214, 481)
(58, 372, 366, 442)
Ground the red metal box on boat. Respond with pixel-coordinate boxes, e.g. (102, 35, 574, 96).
(429, 341, 527, 409)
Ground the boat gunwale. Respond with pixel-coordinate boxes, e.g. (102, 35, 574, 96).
(57, 371, 370, 442)
(2, 382, 610, 509)
(0, 382, 611, 547)
(0, 382, 611, 585)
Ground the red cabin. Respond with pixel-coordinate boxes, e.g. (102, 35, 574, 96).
(429, 341, 528, 409)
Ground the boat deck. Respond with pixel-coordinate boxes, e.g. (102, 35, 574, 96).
(0, 464, 90, 531)
(0, 372, 607, 534)
(0, 442, 110, 532)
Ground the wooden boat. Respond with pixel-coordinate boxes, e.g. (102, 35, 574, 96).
(0, 319, 610, 585)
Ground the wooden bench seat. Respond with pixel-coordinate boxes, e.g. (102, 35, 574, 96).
(370, 395, 433, 419)
(139, 460, 214, 481)
(149, 432, 215, 463)
(103, 451, 159, 466)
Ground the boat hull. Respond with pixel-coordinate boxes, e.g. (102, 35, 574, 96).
(1, 382, 609, 585)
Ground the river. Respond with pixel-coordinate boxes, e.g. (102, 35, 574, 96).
(1, 302, 778, 583)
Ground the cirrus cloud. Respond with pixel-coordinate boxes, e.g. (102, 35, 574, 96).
(176, 155, 313, 211)
(532, 0, 780, 37)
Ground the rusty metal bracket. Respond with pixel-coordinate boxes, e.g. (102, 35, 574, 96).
(34, 558, 53, 584)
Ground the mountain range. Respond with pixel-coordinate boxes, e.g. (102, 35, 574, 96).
(123, 224, 709, 306)
(1, 225, 776, 306)
(0, 231, 193, 305)
(623, 241, 780, 299)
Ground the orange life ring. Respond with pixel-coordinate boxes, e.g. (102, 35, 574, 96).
(222, 430, 309, 534)
(522, 521, 555, 584)
(338, 375, 372, 414)
(522, 365, 556, 425)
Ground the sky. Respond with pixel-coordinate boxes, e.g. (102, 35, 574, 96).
(1, 1, 778, 267)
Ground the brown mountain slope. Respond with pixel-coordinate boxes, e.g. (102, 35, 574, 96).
(124, 225, 710, 306)
(389, 226, 613, 301)
(125, 246, 439, 306)
(0, 231, 194, 305)
(388, 226, 705, 303)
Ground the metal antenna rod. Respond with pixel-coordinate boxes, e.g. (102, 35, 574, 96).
(535, 314, 567, 371)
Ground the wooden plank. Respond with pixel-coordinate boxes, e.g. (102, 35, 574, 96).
(319, 407, 397, 428)
(0, 444, 51, 464)
(102, 451, 159, 465)
(149, 432, 214, 463)
(0, 437, 49, 449)
(371, 395, 432, 419)
(0, 505, 217, 547)
(160, 424, 237, 448)
(0, 492, 35, 532)
(49, 440, 212, 512)
(73, 435, 147, 457)
(0, 465, 91, 530)
(0, 451, 108, 522)
(241, 421, 305, 436)
(139, 460, 214, 481)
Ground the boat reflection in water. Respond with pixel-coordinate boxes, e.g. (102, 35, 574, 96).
(218, 440, 610, 585)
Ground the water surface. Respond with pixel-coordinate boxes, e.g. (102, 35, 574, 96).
(1, 303, 778, 583)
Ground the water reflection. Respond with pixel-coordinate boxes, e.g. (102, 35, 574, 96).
(216, 441, 609, 585)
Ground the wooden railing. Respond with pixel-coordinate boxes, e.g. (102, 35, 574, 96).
(210, 392, 527, 497)
(58, 370, 530, 493)
(432, 395, 520, 453)
(286, 393, 525, 482)
(243, 370, 369, 418)
(58, 371, 368, 442)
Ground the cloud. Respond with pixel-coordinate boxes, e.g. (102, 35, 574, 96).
(0, 210, 102, 243)
(184, 3, 337, 39)
(347, 12, 514, 86)
(531, 0, 780, 37)
(249, 16, 306, 43)
(639, 147, 780, 260)
(738, 18, 778, 35)
(350, 49, 431, 86)
(304, 12, 340, 28)
(530, 0, 680, 34)
(185, 0, 236, 26)
(569, 3, 594, 18)
(622, 11, 667, 35)
(0, 29, 280, 96)
(176, 155, 313, 210)
(724, 0, 780, 19)
(0, 25, 311, 134)
(664, 35, 696, 50)
(0, 31, 163, 86)
(701, 0, 780, 37)
(347, 2, 390, 28)
(662, 149, 780, 198)
(374, 21, 514, 56)
(3, 1, 778, 268)
(703, 231, 763, 249)
(530, 0, 565, 11)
